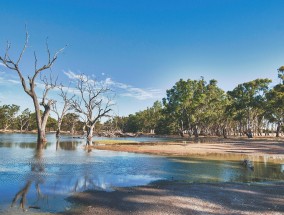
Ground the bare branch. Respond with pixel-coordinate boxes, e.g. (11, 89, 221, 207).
(46, 37, 51, 64)
(16, 30, 29, 65)
(34, 51, 38, 71)
(70, 73, 115, 142)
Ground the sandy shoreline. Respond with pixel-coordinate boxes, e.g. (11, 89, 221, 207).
(57, 138, 284, 215)
(91, 137, 284, 163)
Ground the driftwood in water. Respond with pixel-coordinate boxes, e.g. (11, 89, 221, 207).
(242, 159, 254, 171)
(96, 131, 142, 138)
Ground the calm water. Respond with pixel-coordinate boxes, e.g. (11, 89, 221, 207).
(0, 133, 284, 214)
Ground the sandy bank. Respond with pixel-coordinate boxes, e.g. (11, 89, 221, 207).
(61, 181, 284, 215)
(60, 138, 284, 215)
(91, 138, 284, 162)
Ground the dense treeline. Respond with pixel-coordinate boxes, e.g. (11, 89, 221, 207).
(1, 68, 283, 138)
(105, 68, 284, 138)
(0, 106, 84, 134)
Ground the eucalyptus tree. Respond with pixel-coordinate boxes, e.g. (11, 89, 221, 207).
(71, 74, 113, 145)
(52, 85, 74, 137)
(130, 101, 162, 133)
(147, 101, 163, 133)
(227, 78, 271, 136)
(0, 32, 64, 148)
(266, 67, 284, 137)
(278, 66, 284, 84)
(163, 78, 225, 138)
(203, 80, 229, 137)
(162, 79, 194, 137)
(17, 108, 31, 132)
(0, 104, 20, 130)
(61, 113, 80, 135)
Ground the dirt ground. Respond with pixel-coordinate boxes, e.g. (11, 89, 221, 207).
(61, 137, 284, 215)
(61, 181, 284, 215)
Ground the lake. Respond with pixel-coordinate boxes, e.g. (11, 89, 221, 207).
(0, 133, 283, 214)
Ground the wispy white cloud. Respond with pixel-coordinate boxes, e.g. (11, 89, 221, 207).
(0, 76, 20, 85)
(64, 70, 163, 100)
(64, 70, 83, 80)
(7, 79, 20, 84)
(0, 62, 6, 67)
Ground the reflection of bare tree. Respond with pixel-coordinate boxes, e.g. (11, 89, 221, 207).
(11, 180, 32, 211)
(72, 163, 99, 192)
(10, 149, 46, 211)
(56, 139, 82, 151)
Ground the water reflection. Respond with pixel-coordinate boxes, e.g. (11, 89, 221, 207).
(11, 149, 46, 211)
(0, 133, 284, 214)
(0, 141, 51, 149)
(56, 139, 82, 151)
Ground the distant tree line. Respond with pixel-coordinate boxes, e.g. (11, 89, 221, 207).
(1, 68, 283, 139)
(105, 68, 284, 138)
(1, 32, 284, 141)
(0, 106, 82, 134)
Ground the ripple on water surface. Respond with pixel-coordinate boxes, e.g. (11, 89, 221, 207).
(0, 133, 283, 214)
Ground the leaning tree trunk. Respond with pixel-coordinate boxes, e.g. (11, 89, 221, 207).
(223, 126, 228, 139)
(193, 125, 199, 138)
(56, 119, 62, 138)
(276, 122, 281, 137)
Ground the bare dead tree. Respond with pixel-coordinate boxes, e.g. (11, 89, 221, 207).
(0, 31, 65, 148)
(71, 74, 113, 145)
(52, 84, 74, 138)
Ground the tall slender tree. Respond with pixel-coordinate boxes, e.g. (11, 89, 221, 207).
(52, 85, 74, 137)
(0, 31, 64, 148)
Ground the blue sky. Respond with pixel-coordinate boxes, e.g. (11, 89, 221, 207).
(1, 0, 284, 116)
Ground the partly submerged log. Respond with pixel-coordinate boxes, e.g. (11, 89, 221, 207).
(96, 131, 142, 138)
(242, 159, 254, 171)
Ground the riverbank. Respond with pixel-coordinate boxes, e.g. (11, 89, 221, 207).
(57, 137, 284, 214)
(62, 181, 284, 215)
(91, 137, 284, 162)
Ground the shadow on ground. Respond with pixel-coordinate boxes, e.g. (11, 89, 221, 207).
(61, 182, 284, 215)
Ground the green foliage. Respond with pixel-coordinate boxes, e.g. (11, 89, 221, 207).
(278, 66, 284, 84)
(0, 67, 283, 137)
(227, 78, 272, 134)
(0, 104, 20, 130)
(162, 78, 227, 136)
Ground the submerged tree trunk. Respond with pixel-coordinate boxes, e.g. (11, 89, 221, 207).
(56, 120, 62, 138)
(0, 31, 64, 151)
(86, 125, 94, 145)
(37, 129, 47, 149)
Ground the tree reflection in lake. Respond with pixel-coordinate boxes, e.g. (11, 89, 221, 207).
(11, 149, 46, 211)
(1, 133, 284, 213)
(56, 139, 82, 151)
